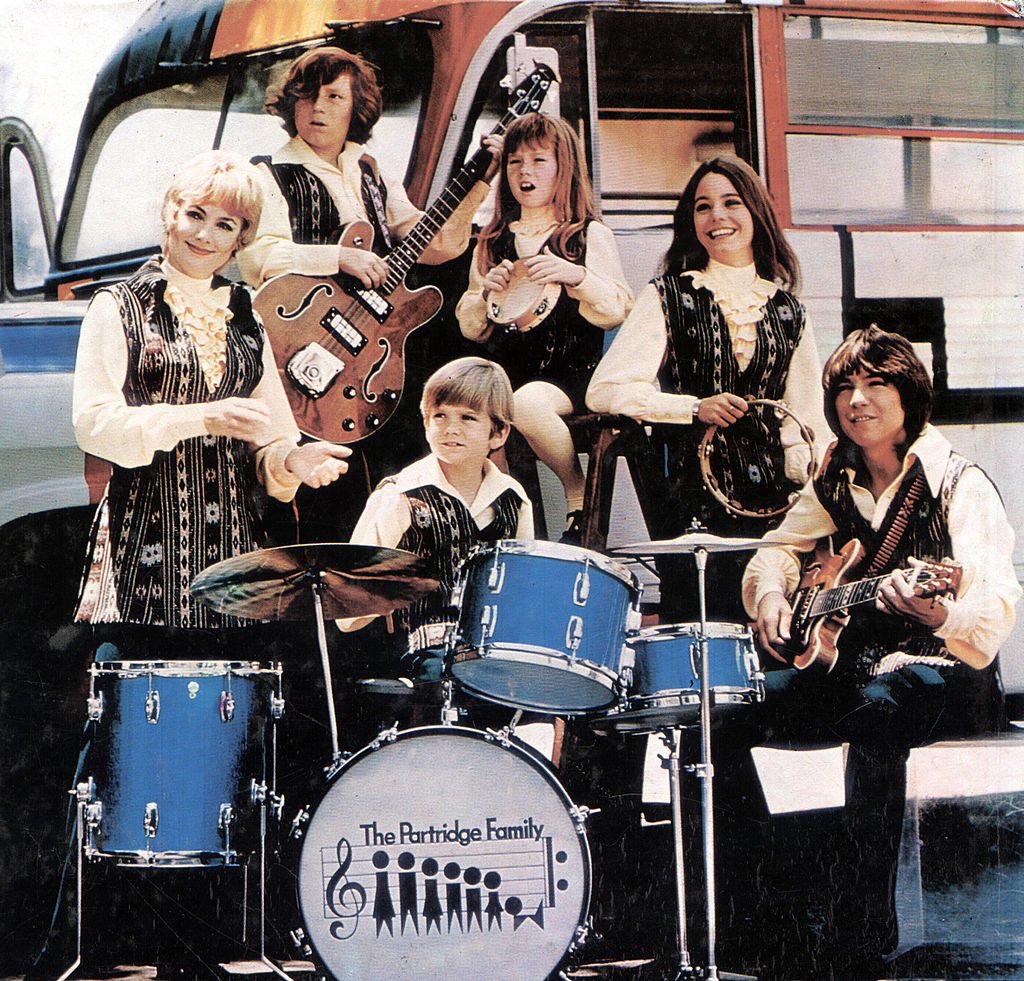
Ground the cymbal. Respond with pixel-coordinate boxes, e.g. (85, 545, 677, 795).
(191, 544, 439, 621)
(612, 532, 789, 555)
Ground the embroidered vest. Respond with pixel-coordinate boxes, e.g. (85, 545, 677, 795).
(392, 483, 523, 640)
(85, 259, 266, 627)
(252, 155, 390, 255)
(654, 273, 805, 508)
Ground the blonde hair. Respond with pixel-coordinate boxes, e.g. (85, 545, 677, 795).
(161, 150, 264, 255)
(421, 357, 514, 435)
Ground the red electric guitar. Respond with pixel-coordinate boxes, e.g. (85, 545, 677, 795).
(254, 64, 557, 443)
(771, 538, 962, 673)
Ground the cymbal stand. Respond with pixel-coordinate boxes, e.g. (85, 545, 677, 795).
(690, 545, 755, 981)
(658, 725, 697, 978)
(307, 576, 341, 762)
(56, 779, 93, 981)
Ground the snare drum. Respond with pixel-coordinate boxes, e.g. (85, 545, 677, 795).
(295, 725, 591, 981)
(449, 540, 641, 713)
(83, 661, 283, 866)
(602, 623, 762, 733)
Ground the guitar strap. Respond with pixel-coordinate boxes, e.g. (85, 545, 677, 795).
(358, 154, 393, 253)
(859, 467, 928, 579)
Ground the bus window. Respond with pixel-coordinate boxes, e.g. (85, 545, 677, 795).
(784, 16, 1024, 226)
(593, 9, 754, 234)
(63, 74, 232, 263)
(8, 146, 50, 292)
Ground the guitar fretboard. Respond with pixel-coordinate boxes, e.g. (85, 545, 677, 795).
(381, 70, 552, 294)
(808, 574, 888, 619)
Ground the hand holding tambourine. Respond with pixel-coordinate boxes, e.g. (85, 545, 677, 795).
(485, 248, 582, 333)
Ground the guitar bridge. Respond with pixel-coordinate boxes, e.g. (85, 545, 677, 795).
(287, 343, 346, 399)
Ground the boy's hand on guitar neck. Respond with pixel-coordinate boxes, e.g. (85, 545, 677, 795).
(875, 556, 950, 630)
(755, 591, 795, 664)
(338, 245, 389, 289)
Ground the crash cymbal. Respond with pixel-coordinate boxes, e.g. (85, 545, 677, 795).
(191, 543, 439, 621)
(612, 532, 789, 555)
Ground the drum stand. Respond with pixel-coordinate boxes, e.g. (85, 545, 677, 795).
(679, 545, 755, 981)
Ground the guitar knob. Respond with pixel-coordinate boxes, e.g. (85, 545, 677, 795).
(342, 418, 356, 432)
(383, 389, 399, 403)
(343, 386, 357, 399)
(366, 414, 380, 430)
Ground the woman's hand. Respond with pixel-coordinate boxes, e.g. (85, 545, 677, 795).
(482, 259, 517, 298)
(522, 247, 586, 287)
(339, 246, 390, 289)
(285, 441, 352, 488)
(481, 133, 504, 183)
(696, 392, 748, 427)
(875, 558, 950, 630)
(204, 397, 275, 443)
(756, 590, 794, 663)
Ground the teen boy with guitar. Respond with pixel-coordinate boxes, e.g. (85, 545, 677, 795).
(739, 325, 1020, 978)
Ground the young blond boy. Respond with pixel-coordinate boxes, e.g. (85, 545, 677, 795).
(338, 358, 533, 676)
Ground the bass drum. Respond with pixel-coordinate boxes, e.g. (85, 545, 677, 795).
(296, 726, 591, 981)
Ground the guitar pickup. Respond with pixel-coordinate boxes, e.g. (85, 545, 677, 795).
(352, 287, 393, 324)
(320, 306, 369, 355)
(287, 343, 345, 399)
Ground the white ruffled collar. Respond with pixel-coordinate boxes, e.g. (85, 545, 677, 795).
(160, 259, 233, 390)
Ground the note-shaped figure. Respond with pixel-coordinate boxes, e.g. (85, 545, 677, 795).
(372, 850, 396, 937)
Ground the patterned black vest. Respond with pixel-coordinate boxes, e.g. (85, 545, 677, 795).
(392, 483, 523, 640)
(654, 272, 806, 516)
(485, 222, 603, 398)
(86, 259, 266, 627)
(252, 154, 390, 255)
(814, 449, 972, 677)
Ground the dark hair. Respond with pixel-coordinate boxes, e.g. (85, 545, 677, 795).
(476, 112, 597, 272)
(266, 47, 383, 144)
(822, 324, 933, 453)
(661, 155, 800, 290)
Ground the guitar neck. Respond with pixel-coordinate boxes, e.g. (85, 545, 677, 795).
(383, 109, 522, 288)
(807, 574, 888, 620)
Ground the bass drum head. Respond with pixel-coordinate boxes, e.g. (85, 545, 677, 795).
(298, 726, 590, 981)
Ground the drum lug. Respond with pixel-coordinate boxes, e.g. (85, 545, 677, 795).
(480, 603, 499, 642)
(570, 803, 599, 831)
(145, 688, 160, 724)
(269, 691, 286, 720)
(87, 692, 104, 722)
(289, 926, 314, 959)
(487, 558, 506, 593)
(367, 723, 400, 753)
(570, 916, 594, 953)
(572, 566, 591, 606)
(289, 806, 310, 841)
(218, 803, 234, 832)
(143, 801, 159, 839)
(565, 615, 584, 653)
(324, 752, 352, 782)
(220, 690, 236, 723)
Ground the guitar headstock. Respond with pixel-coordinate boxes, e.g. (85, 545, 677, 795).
(507, 63, 559, 119)
(910, 560, 963, 600)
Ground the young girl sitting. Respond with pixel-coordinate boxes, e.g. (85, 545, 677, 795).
(456, 112, 633, 542)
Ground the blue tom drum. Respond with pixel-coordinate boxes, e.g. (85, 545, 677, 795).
(449, 540, 641, 714)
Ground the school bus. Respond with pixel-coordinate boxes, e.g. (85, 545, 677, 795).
(2, 0, 1023, 673)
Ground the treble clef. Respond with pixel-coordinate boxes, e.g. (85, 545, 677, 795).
(325, 837, 367, 940)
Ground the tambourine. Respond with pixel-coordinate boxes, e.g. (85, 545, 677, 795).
(698, 398, 817, 519)
(486, 260, 562, 333)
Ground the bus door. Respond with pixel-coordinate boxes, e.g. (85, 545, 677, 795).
(451, 3, 760, 293)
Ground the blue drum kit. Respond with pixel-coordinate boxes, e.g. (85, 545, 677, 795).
(62, 532, 780, 981)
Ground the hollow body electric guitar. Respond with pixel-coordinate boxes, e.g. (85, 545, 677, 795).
(254, 64, 557, 443)
(773, 538, 962, 673)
